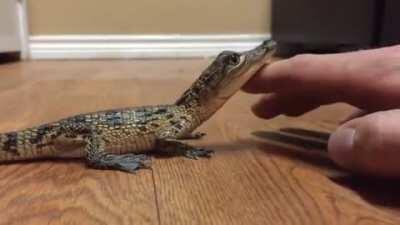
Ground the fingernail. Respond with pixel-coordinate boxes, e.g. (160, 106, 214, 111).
(251, 103, 280, 119)
(328, 127, 356, 166)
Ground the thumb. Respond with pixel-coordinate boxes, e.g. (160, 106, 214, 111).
(328, 110, 400, 178)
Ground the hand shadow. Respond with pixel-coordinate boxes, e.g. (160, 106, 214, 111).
(253, 127, 400, 209)
(252, 128, 340, 172)
(0, 157, 83, 166)
(331, 175, 400, 209)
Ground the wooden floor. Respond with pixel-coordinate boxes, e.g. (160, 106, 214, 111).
(0, 59, 399, 225)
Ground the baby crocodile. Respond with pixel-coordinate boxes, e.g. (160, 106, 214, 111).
(0, 40, 277, 172)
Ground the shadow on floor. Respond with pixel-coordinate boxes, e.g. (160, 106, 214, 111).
(331, 175, 400, 209)
(252, 129, 328, 152)
(251, 128, 339, 172)
(0, 157, 83, 166)
(279, 127, 331, 142)
(252, 127, 400, 208)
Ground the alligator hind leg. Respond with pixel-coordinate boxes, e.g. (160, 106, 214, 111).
(156, 139, 213, 159)
(85, 134, 150, 173)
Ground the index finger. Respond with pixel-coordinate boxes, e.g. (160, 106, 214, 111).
(242, 46, 400, 94)
(242, 53, 353, 94)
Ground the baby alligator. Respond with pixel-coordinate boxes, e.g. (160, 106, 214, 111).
(0, 40, 277, 172)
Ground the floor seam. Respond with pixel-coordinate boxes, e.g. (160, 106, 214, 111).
(151, 167, 162, 225)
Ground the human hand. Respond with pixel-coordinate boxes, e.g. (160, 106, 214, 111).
(243, 45, 400, 178)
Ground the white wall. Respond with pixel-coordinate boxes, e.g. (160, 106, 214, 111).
(0, 0, 21, 52)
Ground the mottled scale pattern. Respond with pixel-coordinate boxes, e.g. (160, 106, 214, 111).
(0, 104, 203, 161)
(0, 123, 63, 161)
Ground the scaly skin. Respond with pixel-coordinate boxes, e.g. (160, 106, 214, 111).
(0, 40, 277, 172)
(0, 105, 202, 160)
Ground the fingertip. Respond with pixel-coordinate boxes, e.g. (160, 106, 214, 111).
(241, 66, 270, 94)
(242, 59, 292, 94)
(251, 103, 280, 119)
(241, 80, 262, 94)
(251, 95, 281, 119)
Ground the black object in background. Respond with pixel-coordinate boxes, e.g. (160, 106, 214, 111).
(0, 52, 20, 64)
(380, 0, 400, 46)
(271, 0, 400, 56)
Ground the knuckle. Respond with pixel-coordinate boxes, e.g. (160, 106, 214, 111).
(290, 54, 316, 68)
(284, 54, 317, 81)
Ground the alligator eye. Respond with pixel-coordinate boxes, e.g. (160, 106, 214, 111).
(227, 54, 240, 65)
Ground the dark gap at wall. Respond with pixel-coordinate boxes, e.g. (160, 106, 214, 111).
(0, 52, 21, 64)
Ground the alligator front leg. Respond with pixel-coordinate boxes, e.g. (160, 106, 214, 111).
(85, 134, 150, 173)
(156, 116, 207, 140)
(156, 139, 213, 159)
(156, 120, 213, 158)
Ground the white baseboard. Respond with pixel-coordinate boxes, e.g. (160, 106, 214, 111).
(17, 0, 29, 59)
(29, 34, 271, 60)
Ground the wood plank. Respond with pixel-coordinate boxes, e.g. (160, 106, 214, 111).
(0, 163, 157, 225)
(0, 60, 399, 225)
(0, 61, 168, 225)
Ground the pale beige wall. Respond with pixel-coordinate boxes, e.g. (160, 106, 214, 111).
(0, 0, 20, 51)
(27, 0, 270, 35)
